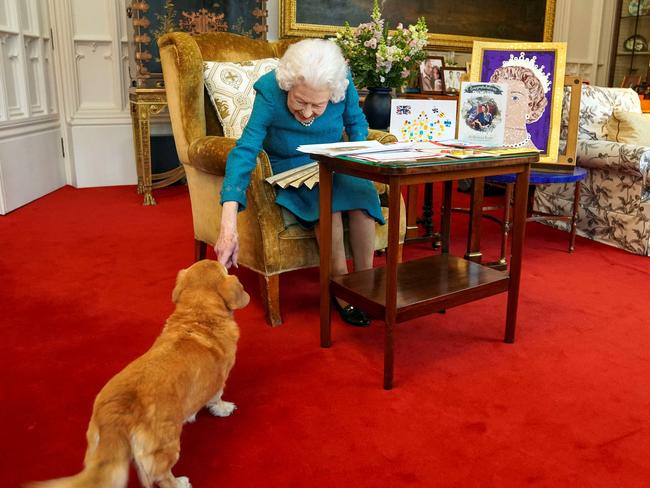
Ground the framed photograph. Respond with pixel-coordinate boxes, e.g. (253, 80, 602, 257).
(280, 0, 556, 51)
(444, 67, 467, 94)
(470, 41, 567, 165)
(419, 56, 446, 94)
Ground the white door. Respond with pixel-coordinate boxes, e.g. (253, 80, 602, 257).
(0, 0, 64, 214)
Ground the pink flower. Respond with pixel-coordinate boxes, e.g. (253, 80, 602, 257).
(364, 38, 377, 49)
(404, 56, 410, 62)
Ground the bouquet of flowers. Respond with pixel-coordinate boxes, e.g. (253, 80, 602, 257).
(335, 0, 428, 89)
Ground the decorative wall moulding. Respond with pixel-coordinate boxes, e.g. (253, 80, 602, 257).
(126, 0, 268, 87)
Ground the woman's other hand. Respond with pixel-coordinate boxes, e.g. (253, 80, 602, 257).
(215, 201, 240, 268)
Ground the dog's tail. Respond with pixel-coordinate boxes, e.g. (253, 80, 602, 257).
(26, 421, 131, 488)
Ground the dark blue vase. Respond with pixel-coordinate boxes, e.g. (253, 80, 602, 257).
(363, 87, 392, 130)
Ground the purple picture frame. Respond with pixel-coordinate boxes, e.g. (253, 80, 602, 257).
(479, 49, 556, 153)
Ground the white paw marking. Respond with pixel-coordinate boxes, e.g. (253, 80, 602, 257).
(176, 476, 192, 488)
(208, 401, 236, 417)
(184, 413, 197, 424)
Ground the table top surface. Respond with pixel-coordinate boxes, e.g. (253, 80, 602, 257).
(314, 151, 539, 176)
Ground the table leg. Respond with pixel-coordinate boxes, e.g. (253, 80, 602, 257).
(505, 167, 530, 343)
(419, 183, 434, 239)
(130, 102, 145, 195)
(569, 180, 582, 253)
(465, 177, 484, 263)
(498, 183, 514, 266)
(406, 185, 419, 240)
(441, 180, 452, 255)
(384, 176, 402, 390)
(319, 164, 333, 348)
(137, 104, 156, 206)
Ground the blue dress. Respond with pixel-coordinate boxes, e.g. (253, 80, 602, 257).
(220, 70, 385, 226)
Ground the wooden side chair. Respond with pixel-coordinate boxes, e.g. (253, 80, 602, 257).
(485, 76, 585, 268)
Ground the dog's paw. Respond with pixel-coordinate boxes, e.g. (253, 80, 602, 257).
(175, 476, 192, 488)
(208, 400, 237, 417)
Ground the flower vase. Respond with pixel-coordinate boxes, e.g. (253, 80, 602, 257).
(363, 87, 392, 130)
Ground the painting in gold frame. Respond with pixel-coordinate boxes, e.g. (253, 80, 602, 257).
(470, 41, 567, 165)
(280, 0, 556, 51)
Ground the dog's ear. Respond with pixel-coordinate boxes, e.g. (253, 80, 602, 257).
(217, 275, 250, 310)
(172, 269, 188, 304)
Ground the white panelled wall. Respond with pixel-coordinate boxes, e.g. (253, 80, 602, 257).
(553, 0, 618, 85)
(0, 0, 63, 214)
(0, 0, 621, 214)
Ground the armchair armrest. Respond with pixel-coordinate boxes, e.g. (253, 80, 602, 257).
(365, 130, 396, 194)
(367, 129, 397, 144)
(578, 140, 650, 179)
(188, 136, 237, 176)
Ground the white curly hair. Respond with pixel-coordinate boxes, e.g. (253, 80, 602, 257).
(275, 38, 350, 103)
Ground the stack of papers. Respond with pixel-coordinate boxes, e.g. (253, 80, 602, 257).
(265, 162, 319, 189)
(297, 140, 415, 157)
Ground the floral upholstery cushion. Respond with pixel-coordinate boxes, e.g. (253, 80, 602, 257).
(203, 58, 279, 138)
(606, 110, 650, 146)
(570, 85, 642, 141)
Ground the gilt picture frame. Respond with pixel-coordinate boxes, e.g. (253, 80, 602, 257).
(280, 0, 556, 51)
(470, 41, 567, 164)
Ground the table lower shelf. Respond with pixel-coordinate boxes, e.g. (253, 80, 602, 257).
(331, 255, 509, 323)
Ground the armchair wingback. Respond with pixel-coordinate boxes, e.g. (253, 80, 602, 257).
(534, 85, 650, 255)
(158, 31, 406, 325)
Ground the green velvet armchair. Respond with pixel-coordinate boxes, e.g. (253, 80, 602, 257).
(158, 31, 405, 326)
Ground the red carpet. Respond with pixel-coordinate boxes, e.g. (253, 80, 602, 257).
(1, 185, 649, 487)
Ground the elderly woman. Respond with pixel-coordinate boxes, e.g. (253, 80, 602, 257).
(216, 39, 383, 327)
(490, 65, 547, 149)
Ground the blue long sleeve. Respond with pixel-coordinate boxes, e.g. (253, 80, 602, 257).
(343, 74, 369, 142)
(220, 84, 276, 210)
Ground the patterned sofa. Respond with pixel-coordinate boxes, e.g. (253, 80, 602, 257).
(534, 85, 650, 256)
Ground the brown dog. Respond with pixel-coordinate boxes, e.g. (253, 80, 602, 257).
(30, 260, 249, 488)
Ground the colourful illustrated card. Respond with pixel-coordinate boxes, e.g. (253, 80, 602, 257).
(389, 99, 457, 142)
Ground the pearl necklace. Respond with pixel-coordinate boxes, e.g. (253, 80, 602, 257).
(299, 117, 315, 127)
(504, 133, 532, 148)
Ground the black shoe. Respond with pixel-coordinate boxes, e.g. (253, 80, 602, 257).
(332, 298, 370, 327)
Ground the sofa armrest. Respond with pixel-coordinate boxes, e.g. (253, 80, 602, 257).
(578, 139, 650, 180)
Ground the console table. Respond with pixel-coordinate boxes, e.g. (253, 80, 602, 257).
(129, 87, 185, 205)
(315, 151, 538, 389)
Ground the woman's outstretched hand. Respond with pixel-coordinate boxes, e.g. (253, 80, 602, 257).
(215, 201, 240, 269)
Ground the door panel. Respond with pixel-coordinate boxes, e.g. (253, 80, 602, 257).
(0, 0, 64, 214)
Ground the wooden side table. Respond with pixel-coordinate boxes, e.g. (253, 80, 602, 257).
(316, 152, 537, 389)
(129, 87, 185, 205)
